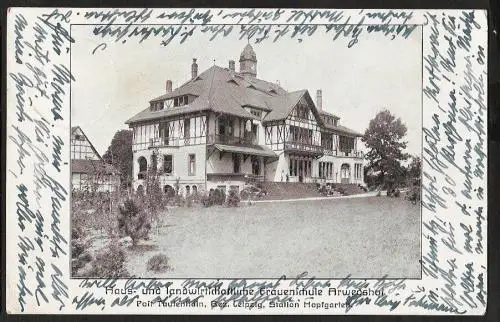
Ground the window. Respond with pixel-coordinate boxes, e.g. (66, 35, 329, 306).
(184, 118, 191, 139)
(138, 156, 147, 179)
(295, 104, 309, 119)
(232, 153, 241, 173)
(188, 154, 196, 176)
(173, 95, 189, 107)
(230, 185, 239, 193)
(163, 155, 173, 174)
(164, 185, 175, 197)
(252, 124, 258, 141)
(160, 121, 170, 145)
(185, 185, 190, 195)
(250, 109, 262, 117)
(251, 156, 260, 175)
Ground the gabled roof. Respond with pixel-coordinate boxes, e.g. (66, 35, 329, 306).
(71, 126, 120, 174)
(71, 126, 102, 160)
(319, 110, 340, 120)
(324, 124, 363, 137)
(72, 159, 120, 175)
(125, 65, 362, 136)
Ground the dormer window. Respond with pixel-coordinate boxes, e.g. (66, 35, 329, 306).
(150, 101, 164, 111)
(173, 95, 189, 107)
(250, 109, 262, 118)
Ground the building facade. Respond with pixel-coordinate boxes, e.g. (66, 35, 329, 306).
(71, 126, 120, 192)
(126, 44, 364, 195)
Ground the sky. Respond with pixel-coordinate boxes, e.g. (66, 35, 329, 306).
(71, 25, 422, 156)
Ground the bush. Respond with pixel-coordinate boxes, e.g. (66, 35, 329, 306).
(82, 244, 130, 278)
(201, 193, 213, 207)
(240, 189, 251, 200)
(406, 186, 420, 205)
(214, 189, 226, 205)
(117, 198, 152, 247)
(318, 185, 328, 196)
(335, 187, 346, 195)
(71, 227, 93, 276)
(226, 190, 241, 207)
(146, 254, 171, 272)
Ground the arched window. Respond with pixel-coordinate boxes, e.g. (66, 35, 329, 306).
(185, 185, 191, 196)
(192, 185, 198, 195)
(138, 157, 147, 179)
(136, 184, 145, 196)
(164, 184, 175, 197)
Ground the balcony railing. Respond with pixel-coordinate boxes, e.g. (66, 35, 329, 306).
(322, 148, 364, 158)
(149, 137, 179, 148)
(284, 141, 323, 154)
(207, 134, 257, 146)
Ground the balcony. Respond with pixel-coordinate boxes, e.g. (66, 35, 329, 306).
(207, 134, 257, 146)
(148, 137, 179, 148)
(284, 141, 324, 156)
(322, 148, 364, 158)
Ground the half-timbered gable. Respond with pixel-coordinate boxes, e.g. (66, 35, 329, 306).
(71, 126, 120, 192)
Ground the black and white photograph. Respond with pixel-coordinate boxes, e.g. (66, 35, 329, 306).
(6, 7, 488, 315)
(70, 24, 422, 279)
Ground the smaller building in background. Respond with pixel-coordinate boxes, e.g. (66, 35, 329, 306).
(71, 126, 120, 192)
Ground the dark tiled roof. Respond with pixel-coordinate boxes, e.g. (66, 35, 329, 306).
(211, 144, 278, 158)
(324, 124, 363, 137)
(125, 65, 362, 136)
(319, 110, 340, 119)
(71, 159, 119, 175)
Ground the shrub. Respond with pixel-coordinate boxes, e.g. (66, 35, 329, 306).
(146, 254, 171, 272)
(394, 189, 401, 198)
(226, 190, 241, 207)
(71, 227, 93, 276)
(240, 189, 251, 200)
(117, 198, 152, 247)
(406, 186, 420, 205)
(201, 193, 213, 207)
(335, 187, 346, 195)
(82, 244, 130, 278)
(214, 189, 226, 205)
(318, 185, 328, 196)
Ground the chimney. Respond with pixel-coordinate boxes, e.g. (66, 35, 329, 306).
(229, 60, 235, 72)
(316, 89, 323, 111)
(191, 58, 198, 79)
(166, 80, 172, 93)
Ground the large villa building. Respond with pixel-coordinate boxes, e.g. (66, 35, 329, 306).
(126, 44, 365, 195)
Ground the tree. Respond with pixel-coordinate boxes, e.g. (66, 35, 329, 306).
(117, 198, 152, 248)
(103, 130, 133, 187)
(406, 155, 422, 185)
(362, 109, 409, 189)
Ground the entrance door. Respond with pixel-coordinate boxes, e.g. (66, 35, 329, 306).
(340, 163, 351, 184)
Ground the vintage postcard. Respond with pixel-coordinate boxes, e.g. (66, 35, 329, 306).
(6, 8, 487, 315)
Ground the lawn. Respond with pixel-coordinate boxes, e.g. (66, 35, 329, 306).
(123, 196, 420, 279)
